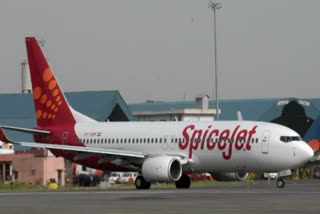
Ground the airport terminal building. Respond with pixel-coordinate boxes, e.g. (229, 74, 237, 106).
(1, 90, 320, 184)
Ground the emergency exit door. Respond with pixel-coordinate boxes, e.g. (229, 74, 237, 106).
(261, 130, 270, 154)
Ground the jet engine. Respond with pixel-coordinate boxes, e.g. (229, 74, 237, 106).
(211, 172, 249, 181)
(142, 156, 182, 182)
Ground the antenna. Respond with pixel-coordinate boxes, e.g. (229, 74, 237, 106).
(208, 1, 222, 120)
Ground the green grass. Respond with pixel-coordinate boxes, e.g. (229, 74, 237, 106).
(0, 182, 46, 192)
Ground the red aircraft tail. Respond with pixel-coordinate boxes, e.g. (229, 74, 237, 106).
(25, 37, 76, 127)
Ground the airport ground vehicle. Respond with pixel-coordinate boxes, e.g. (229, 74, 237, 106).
(108, 172, 123, 184)
(119, 172, 138, 183)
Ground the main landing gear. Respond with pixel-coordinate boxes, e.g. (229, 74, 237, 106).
(175, 175, 191, 189)
(135, 175, 151, 189)
(134, 175, 191, 189)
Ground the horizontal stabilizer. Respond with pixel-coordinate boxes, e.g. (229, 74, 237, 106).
(0, 125, 50, 135)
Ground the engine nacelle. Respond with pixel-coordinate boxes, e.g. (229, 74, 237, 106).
(142, 156, 182, 182)
(211, 172, 249, 181)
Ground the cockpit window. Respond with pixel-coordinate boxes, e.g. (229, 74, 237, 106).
(280, 136, 302, 143)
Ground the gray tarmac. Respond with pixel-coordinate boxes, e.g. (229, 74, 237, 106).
(0, 180, 320, 214)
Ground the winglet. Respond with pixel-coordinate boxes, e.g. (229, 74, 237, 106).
(0, 128, 14, 144)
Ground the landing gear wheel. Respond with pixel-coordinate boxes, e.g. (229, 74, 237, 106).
(175, 175, 191, 189)
(276, 178, 285, 188)
(135, 175, 151, 189)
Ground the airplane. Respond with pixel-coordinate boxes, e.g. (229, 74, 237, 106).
(0, 140, 14, 154)
(0, 37, 314, 189)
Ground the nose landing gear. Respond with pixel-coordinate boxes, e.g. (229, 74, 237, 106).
(275, 169, 291, 188)
(276, 178, 285, 188)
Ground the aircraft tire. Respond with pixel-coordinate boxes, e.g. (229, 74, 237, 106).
(135, 175, 151, 189)
(175, 175, 191, 189)
(276, 178, 285, 188)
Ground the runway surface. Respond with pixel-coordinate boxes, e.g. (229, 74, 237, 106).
(0, 180, 320, 214)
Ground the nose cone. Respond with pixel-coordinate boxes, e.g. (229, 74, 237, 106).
(298, 142, 314, 165)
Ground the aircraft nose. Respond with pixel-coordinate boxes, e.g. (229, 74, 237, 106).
(299, 142, 314, 163)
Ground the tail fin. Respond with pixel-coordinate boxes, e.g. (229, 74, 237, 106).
(303, 116, 320, 152)
(25, 37, 94, 127)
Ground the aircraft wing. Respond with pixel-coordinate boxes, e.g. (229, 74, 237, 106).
(0, 127, 190, 169)
(16, 141, 146, 158)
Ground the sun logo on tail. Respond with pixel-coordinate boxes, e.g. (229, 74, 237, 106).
(33, 68, 63, 121)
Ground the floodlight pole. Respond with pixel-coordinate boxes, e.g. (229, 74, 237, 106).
(209, 1, 221, 120)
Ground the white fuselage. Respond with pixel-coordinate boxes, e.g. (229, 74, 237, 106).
(74, 120, 313, 173)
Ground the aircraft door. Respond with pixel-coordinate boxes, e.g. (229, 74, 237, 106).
(261, 130, 270, 154)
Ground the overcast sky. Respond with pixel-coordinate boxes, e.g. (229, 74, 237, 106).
(0, 0, 319, 103)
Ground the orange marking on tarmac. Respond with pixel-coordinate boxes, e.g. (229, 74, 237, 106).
(40, 94, 48, 104)
(33, 87, 42, 100)
(48, 80, 57, 90)
(36, 110, 42, 119)
(43, 68, 53, 82)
